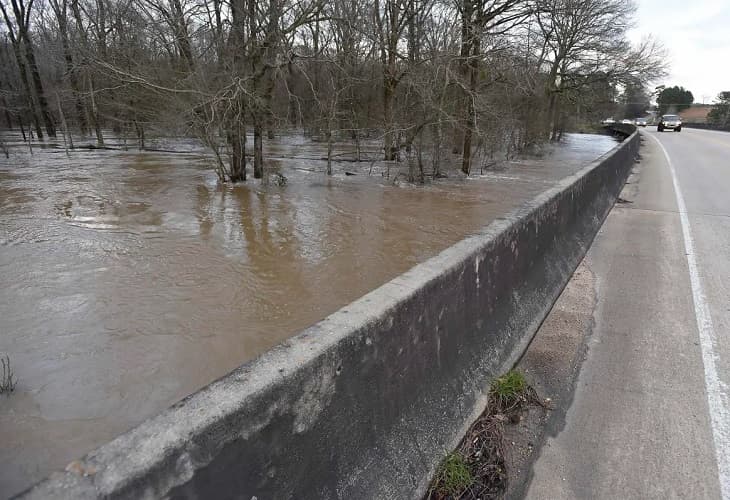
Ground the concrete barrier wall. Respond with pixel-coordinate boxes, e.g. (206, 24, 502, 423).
(21, 131, 640, 500)
(683, 122, 730, 132)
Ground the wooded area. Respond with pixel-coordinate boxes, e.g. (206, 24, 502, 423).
(1, 0, 666, 181)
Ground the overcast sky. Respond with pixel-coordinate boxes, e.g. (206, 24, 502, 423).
(630, 0, 730, 103)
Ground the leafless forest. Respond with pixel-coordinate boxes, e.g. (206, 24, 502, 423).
(1, 0, 665, 181)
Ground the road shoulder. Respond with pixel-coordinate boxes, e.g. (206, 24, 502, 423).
(510, 133, 721, 499)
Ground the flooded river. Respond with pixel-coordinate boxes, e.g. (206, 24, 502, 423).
(0, 132, 618, 495)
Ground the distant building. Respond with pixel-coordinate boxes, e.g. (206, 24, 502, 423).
(679, 105, 712, 123)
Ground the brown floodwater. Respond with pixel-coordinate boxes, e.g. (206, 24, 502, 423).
(0, 132, 618, 496)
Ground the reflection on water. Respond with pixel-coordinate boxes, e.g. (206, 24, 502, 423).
(0, 132, 618, 495)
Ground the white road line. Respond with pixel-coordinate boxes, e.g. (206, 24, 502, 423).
(648, 132, 730, 498)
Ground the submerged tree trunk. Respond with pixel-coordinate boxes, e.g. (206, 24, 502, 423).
(1, 94, 12, 129)
(88, 76, 104, 146)
(56, 92, 73, 154)
(354, 127, 361, 162)
(326, 130, 333, 175)
(253, 122, 264, 178)
(417, 136, 425, 183)
(433, 122, 442, 178)
(547, 91, 560, 141)
(228, 121, 247, 182)
(461, 92, 476, 175)
(134, 119, 145, 149)
(374, 0, 405, 162)
(226, 0, 248, 182)
(19, 117, 27, 141)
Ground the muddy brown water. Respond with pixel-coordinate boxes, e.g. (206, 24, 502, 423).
(0, 132, 618, 496)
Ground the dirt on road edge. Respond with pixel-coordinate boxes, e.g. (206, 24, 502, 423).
(504, 259, 598, 499)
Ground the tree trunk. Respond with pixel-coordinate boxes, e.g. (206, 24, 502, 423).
(69, 0, 94, 135)
(455, 0, 473, 155)
(134, 119, 145, 149)
(19, 117, 27, 141)
(89, 75, 104, 146)
(56, 92, 73, 154)
(461, 39, 479, 175)
(354, 128, 361, 162)
(547, 91, 559, 141)
(66, 54, 88, 135)
(253, 122, 264, 178)
(96, 0, 107, 59)
(10, 38, 43, 138)
(212, 0, 223, 60)
(383, 76, 396, 161)
(55, 10, 88, 135)
(1, 1, 44, 138)
(407, 151, 415, 182)
(1, 94, 12, 128)
(417, 132, 425, 183)
(461, 99, 475, 175)
(433, 122, 442, 177)
(0, 72, 12, 128)
(262, 68, 276, 140)
(326, 127, 333, 175)
(170, 0, 194, 71)
(228, 122, 247, 182)
(22, 37, 56, 137)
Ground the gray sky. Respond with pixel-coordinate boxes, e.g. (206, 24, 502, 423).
(630, 0, 730, 103)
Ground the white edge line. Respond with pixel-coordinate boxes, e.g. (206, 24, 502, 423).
(647, 132, 730, 499)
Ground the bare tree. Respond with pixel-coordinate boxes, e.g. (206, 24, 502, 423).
(0, 0, 665, 183)
(532, 0, 664, 140)
(1, 2, 43, 137)
(1, 0, 56, 137)
(372, 0, 415, 160)
(47, 0, 88, 133)
(457, 0, 528, 174)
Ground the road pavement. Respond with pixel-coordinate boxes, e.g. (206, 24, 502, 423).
(526, 127, 730, 499)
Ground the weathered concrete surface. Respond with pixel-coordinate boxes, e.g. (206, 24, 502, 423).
(525, 129, 727, 498)
(18, 132, 638, 500)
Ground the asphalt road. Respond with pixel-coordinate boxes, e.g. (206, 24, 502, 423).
(526, 127, 730, 499)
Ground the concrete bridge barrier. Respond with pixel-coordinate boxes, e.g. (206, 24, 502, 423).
(682, 122, 730, 132)
(21, 130, 639, 500)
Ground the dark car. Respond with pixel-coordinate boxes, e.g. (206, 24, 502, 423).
(658, 114, 682, 132)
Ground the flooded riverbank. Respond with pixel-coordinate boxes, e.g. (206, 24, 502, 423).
(0, 132, 618, 496)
